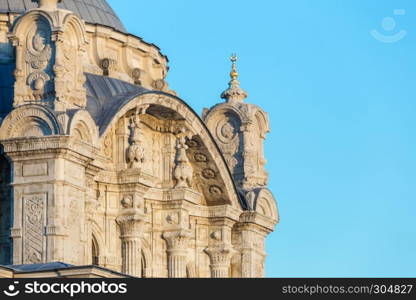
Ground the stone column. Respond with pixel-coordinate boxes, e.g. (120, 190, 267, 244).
(162, 230, 191, 278)
(205, 245, 233, 278)
(116, 209, 145, 277)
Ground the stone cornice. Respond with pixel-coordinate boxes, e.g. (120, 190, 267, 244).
(1, 136, 98, 161)
(238, 211, 277, 233)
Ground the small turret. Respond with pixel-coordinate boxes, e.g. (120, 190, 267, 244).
(203, 55, 272, 208)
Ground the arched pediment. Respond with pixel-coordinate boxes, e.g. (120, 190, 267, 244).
(11, 11, 55, 36)
(204, 103, 249, 124)
(68, 110, 99, 146)
(62, 13, 88, 46)
(11, 8, 87, 37)
(255, 188, 279, 222)
(0, 104, 62, 139)
(99, 92, 245, 210)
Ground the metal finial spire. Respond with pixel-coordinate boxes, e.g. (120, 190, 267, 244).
(230, 53, 238, 80)
(221, 53, 248, 102)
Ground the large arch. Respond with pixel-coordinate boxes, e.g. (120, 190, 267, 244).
(98, 92, 245, 210)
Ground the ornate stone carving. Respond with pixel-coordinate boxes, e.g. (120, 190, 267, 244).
(152, 79, 165, 91)
(23, 195, 45, 264)
(53, 28, 87, 109)
(103, 132, 113, 159)
(116, 209, 146, 277)
(162, 230, 191, 278)
(14, 19, 54, 103)
(165, 214, 179, 225)
(131, 68, 142, 85)
(186, 139, 200, 149)
(202, 168, 216, 179)
(162, 230, 191, 251)
(209, 185, 223, 195)
(100, 58, 118, 76)
(246, 191, 257, 211)
(205, 245, 233, 278)
(0, 15, 279, 276)
(127, 107, 147, 169)
(203, 55, 272, 190)
(121, 195, 133, 209)
(210, 230, 222, 241)
(194, 153, 208, 163)
(173, 129, 193, 188)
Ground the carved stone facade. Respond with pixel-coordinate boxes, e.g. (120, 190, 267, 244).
(0, 0, 279, 278)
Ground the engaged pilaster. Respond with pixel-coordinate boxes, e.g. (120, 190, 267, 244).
(116, 204, 146, 277)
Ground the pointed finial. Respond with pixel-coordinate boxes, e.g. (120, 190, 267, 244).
(230, 53, 239, 80)
(221, 53, 248, 102)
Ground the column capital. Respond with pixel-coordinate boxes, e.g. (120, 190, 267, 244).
(162, 229, 191, 251)
(116, 209, 146, 238)
(205, 244, 234, 278)
(204, 244, 233, 265)
(162, 229, 191, 278)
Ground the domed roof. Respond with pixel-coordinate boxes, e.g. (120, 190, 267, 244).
(0, 0, 126, 33)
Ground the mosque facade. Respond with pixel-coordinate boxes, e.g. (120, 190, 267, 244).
(0, 0, 278, 278)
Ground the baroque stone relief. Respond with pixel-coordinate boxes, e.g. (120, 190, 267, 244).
(53, 24, 87, 109)
(126, 107, 147, 169)
(173, 128, 193, 189)
(23, 194, 46, 264)
(14, 18, 55, 104)
(185, 136, 231, 206)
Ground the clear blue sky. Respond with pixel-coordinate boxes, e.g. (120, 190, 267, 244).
(109, 0, 416, 278)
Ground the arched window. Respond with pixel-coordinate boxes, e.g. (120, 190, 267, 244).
(92, 236, 99, 266)
(141, 253, 146, 278)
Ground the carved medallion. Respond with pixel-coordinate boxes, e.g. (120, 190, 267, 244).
(165, 214, 179, 225)
(216, 117, 239, 144)
(202, 168, 216, 179)
(25, 29, 51, 70)
(186, 139, 200, 149)
(194, 153, 208, 163)
(209, 185, 223, 195)
(210, 230, 222, 241)
(121, 195, 133, 209)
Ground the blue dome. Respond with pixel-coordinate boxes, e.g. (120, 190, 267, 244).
(0, 0, 127, 33)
